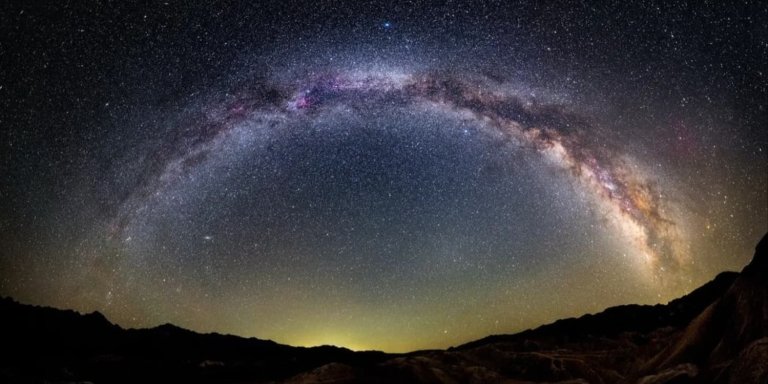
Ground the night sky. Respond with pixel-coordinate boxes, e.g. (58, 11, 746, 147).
(1, 1, 766, 352)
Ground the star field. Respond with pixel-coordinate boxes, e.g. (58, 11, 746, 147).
(1, 1, 766, 352)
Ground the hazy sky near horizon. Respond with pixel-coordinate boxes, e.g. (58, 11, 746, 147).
(1, 1, 766, 352)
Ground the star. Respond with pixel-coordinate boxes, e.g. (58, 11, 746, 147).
(0, 0, 764, 354)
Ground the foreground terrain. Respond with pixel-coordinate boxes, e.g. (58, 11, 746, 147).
(2, 233, 766, 383)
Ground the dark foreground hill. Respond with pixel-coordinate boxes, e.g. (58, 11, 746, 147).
(1, 233, 766, 383)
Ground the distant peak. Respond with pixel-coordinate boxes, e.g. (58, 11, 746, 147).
(87, 310, 107, 320)
(155, 322, 183, 330)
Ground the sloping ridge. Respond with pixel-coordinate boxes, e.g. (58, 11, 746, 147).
(455, 270, 739, 351)
(646, 233, 768, 380)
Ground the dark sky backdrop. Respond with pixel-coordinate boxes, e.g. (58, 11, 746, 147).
(1, 1, 766, 352)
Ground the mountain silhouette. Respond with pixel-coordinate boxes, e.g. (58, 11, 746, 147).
(1, 233, 766, 383)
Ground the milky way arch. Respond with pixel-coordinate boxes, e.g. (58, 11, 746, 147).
(110, 69, 689, 280)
